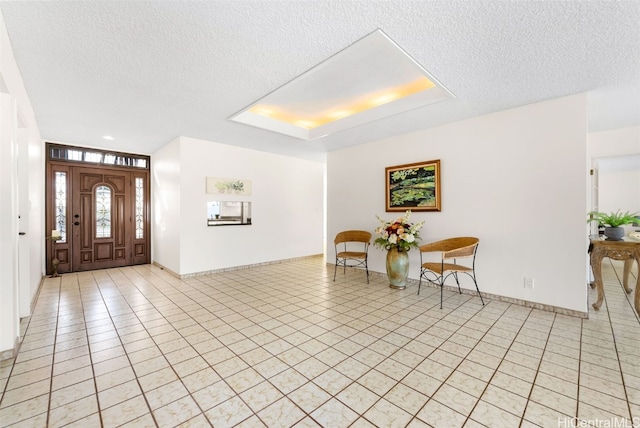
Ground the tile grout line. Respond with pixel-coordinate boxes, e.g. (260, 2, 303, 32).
(118, 266, 251, 426)
(45, 277, 63, 428)
(579, 260, 637, 421)
(91, 268, 163, 427)
(2, 259, 638, 427)
(398, 296, 510, 427)
(186, 270, 446, 425)
(189, 268, 378, 425)
(576, 312, 584, 422)
(456, 303, 538, 427)
(518, 311, 560, 427)
(143, 265, 283, 426)
(340, 282, 488, 425)
(191, 265, 341, 425)
(351, 292, 480, 425)
(599, 259, 634, 422)
(78, 271, 111, 428)
(0, 280, 58, 424)
(456, 303, 537, 427)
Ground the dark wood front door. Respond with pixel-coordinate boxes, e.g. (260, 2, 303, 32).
(73, 167, 132, 271)
(46, 156, 150, 274)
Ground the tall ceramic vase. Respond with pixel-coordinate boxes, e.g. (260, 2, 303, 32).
(386, 247, 409, 289)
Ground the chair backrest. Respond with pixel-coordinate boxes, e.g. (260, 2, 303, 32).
(334, 230, 372, 246)
(419, 237, 479, 259)
(442, 237, 479, 259)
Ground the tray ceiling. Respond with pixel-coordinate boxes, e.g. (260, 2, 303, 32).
(0, 1, 638, 161)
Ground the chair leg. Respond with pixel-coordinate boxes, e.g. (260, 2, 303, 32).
(472, 275, 485, 305)
(440, 280, 443, 309)
(365, 262, 369, 284)
(333, 258, 338, 281)
(452, 272, 462, 294)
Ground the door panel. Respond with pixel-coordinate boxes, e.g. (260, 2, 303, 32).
(114, 193, 126, 247)
(79, 192, 92, 249)
(72, 167, 131, 271)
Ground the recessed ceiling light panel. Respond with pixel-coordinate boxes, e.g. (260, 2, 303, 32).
(229, 29, 454, 140)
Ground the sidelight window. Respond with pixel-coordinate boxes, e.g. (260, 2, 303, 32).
(135, 177, 144, 239)
(54, 172, 67, 243)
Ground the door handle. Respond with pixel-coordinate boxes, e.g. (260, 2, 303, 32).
(19, 232, 26, 235)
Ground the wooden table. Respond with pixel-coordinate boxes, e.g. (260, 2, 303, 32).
(590, 237, 640, 315)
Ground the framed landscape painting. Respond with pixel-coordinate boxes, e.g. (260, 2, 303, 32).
(385, 160, 441, 212)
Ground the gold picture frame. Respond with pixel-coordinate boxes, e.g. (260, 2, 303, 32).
(385, 160, 441, 212)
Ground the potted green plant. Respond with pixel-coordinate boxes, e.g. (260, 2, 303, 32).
(587, 210, 639, 241)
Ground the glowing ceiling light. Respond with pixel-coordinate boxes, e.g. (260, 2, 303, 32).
(229, 29, 454, 140)
(370, 93, 400, 107)
(248, 76, 437, 131)
(250, 106, 276, 117)
(102, 135, 114, 140)
(296, 120, 316, 129)
(327, 110, 352, 120)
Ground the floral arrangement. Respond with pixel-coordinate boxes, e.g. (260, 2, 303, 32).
(374, 210, 425, 252)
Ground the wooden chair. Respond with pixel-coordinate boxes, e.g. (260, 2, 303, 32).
(333, 230, 371, 283)
(418, 237, 484, 308)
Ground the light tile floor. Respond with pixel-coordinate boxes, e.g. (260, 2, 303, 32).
(0, 256, 638, 427)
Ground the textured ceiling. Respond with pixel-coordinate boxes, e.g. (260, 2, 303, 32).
(0, 1, 638, 161)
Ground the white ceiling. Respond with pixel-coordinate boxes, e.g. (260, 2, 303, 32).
(0, 1, 639, 162)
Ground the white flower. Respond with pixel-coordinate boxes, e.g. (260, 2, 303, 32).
(388, 234, 398, 244)
(401, 233, 415, 243)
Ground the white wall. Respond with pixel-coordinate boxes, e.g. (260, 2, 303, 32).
(590, 126, 640, 159)
(0, 9, 44, 356)
(328, 94, 589, 314)
(153, 136, 325, 276)
(0, 93, 19, 355)
(598, 170, 640, 214)
(152, 137, 182, 274)
(589, 126, 640, 215)
(26, 129, 44, 310)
